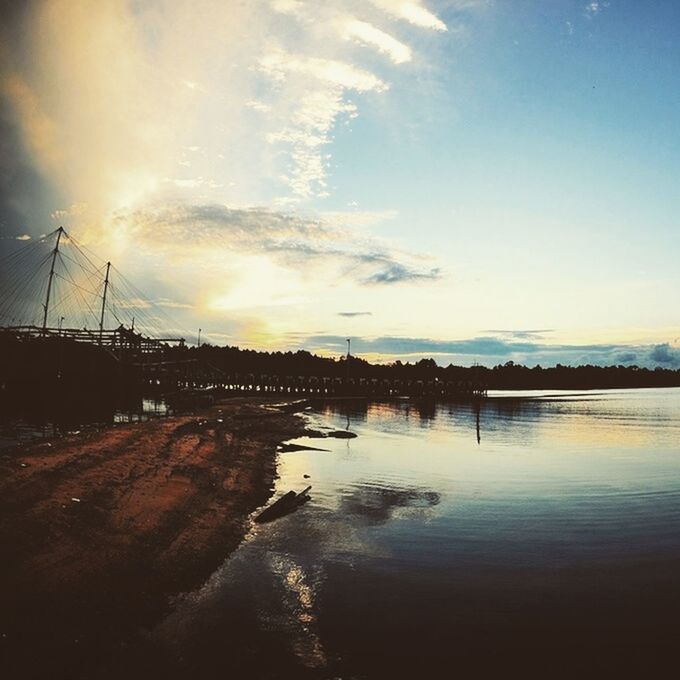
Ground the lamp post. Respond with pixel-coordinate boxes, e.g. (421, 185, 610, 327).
(197, 328, 202, 347)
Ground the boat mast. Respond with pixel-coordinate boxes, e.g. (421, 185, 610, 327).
(98, 261, 111, 344)
(42, 226, 64, 334)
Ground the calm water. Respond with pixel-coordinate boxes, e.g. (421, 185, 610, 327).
(146, 389, 680, 677)
(0, 397, 172, 449)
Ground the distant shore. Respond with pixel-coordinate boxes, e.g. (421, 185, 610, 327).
(0, 397, 308, 679)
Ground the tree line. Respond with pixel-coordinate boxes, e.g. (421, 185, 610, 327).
(183, 345, 680, 390)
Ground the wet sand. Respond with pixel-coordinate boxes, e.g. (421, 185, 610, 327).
(0, 397, 307, 679)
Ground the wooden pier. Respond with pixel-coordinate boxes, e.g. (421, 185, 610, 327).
(145, 370, 487, 399)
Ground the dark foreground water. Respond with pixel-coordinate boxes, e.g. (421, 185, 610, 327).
(144, 389, 680, 677)
(0, 395, 173, 449)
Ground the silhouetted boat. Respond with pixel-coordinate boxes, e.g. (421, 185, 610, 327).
(255, 486, 312, 523)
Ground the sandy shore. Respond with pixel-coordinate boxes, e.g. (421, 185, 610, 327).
(0, 397, 308, 679)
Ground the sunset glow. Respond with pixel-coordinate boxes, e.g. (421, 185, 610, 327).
(2, 1, 679, 366)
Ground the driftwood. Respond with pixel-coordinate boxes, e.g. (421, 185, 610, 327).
(254, 486, 312, 524)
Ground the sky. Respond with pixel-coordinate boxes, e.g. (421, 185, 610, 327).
(1, 0, 679, 367)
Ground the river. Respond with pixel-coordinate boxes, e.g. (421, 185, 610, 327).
(144, 388, 680, 677)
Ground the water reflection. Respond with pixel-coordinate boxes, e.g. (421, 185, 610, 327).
(315, 390, 680, 450)
(146, 388, 680, 677)
(265, 553, 326, 669)
(0, 390, 173, 449)
(339, 485, 440, 525)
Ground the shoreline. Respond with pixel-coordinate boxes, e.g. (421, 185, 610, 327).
(0, 397, 309, 678)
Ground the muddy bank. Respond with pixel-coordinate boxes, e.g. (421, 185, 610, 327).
(0, 398, 308, 679)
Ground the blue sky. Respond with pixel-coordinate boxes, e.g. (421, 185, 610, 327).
(1, 1, 679, 367)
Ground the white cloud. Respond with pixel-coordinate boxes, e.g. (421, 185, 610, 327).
(258, 51, 387, 92)
(255, 48, 395, 197)
(342, 19, 412, 64)
(585, 2, 609, 15)
(257, 48, 392, 199)
(51, 203, 89, 222)
(271, 0, 306, 15)
(370, 0, 448, 31)
(245, 100, 272, 113)
(266, 88, 358, 198)
(2, 0, 457, 221)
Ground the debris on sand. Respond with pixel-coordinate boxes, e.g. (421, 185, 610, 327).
(327, 430, 357, 439)
(278, 442, 329, 453)
(255, 486, 312, 524)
